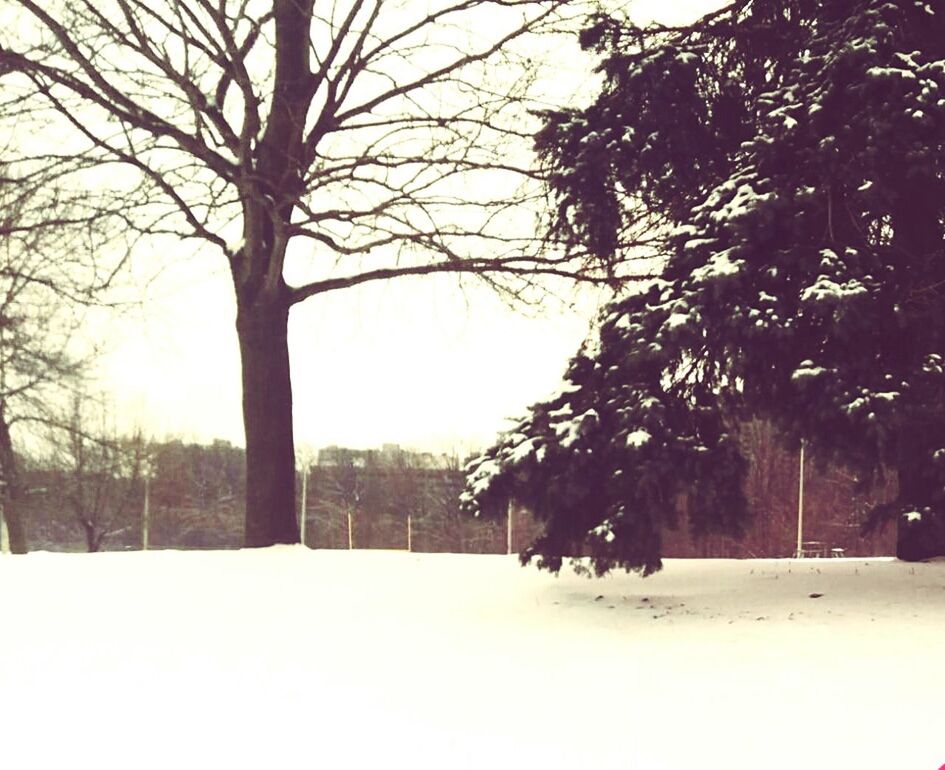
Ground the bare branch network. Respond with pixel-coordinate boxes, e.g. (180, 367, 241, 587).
(0, 0, 643, 303)
(0, 0, 659, 546)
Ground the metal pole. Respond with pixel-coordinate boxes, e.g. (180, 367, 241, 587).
(142, 475, 150, 551)
(407, 514, 412, 552)
(299, 466, 308, 547)
(795, 441, 805, 558)
(507, 500, 514, 555)
(347, 510, 353, 550)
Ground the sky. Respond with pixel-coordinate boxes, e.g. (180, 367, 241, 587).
(96, 256, 602, 454)
(90, 0, 723, 455)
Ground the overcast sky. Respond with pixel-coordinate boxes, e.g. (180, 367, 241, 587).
(92, 0, 722, 455)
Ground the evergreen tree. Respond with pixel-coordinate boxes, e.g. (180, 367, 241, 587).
(462, 0, 945, 574)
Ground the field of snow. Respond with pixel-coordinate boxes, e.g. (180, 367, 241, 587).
(1, 548, 943, 769)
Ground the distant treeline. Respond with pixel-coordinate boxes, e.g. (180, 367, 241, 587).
(15, 426, 895, 557)
(18, 439, 510, 554)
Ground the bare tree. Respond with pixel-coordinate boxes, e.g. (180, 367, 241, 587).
(57, 397, 146, 552)
(0, 0, 621, 546)
(0, 171, 107, 553)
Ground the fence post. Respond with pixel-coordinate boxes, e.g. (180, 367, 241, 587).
(299, 466, 308, 547)
(347, 510, 353, 550)
(795, 441, 805, 558)
(507, 500, 514, 555)
(142, 475, 150, 551)
(407, 514, 412, 552)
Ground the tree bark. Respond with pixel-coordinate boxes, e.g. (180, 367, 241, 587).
(81, 521, 102, 553)
(895, 415, 945, 561)
(0, 499, 26, 554)
(889, 159, 945, 561)
(237, 294, 298, 547)
(0, 406, 27, 553)
(228, 0, 311, 548)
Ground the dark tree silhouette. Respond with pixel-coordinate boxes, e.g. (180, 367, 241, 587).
(464, 0, 945, 574)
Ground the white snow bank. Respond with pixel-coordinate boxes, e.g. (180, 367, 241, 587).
(1, 549, 944, 770)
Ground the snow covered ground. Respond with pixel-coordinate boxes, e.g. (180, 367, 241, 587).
(1, 548, 943, 770)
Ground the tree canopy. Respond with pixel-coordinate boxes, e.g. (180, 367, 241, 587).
(463, 0, 945, 575)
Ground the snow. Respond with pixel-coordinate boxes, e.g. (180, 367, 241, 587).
(626, 429, 652, 447)
(865, 66, 917, 81)
(548, 403, 574, 419)
(465, 458, 500, 496)
(791, 362, 828, 381)
(1, 549, 944, 770)
(690, 249, 744, 284)
(682, 237, 717, 252)
(800, 275, 868, 304)
(507, 436, 539, 463)
(555, 408, 598, 449)
(665, 311, 692, 330)
(708, 182, 774, 224)
(924, 353, 944, 375)
(591, 523, 617, 543)
(544, 380, 582, 403)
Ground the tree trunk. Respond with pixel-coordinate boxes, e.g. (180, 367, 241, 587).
(237, 296, 298, 547)
(82, 521, 100, 553)
(896, 415, 945, 561)
(1, 501, 26, 554)
(887, 151, 945, 561)
(0, 406, 27, 554)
